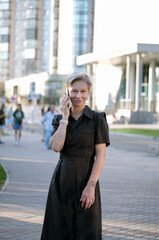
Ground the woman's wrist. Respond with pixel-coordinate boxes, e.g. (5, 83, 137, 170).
(88, 179, 96, 188)
(62, 116, 69, 120)
(60, 119, 69, 126)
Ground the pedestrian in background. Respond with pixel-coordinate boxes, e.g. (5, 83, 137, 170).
(41, 72, 110, 239)
(0, 103, 6, 144)
(43, 104, 57, 149)
(41, 106, 45, 142)
(6, 107, 13, 130)
(13, 104, 24, 145)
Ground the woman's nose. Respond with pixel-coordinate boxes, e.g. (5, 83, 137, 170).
(76, 92, 81, 98)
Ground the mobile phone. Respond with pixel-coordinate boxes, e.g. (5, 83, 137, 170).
(66, 88, 69, 96)
(65, 88, 70, 108)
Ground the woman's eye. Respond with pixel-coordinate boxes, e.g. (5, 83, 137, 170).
(71, 90, 76, 93)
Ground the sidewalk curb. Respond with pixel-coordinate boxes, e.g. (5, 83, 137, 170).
(110, 131, 159, 141)
(0, 161, 10, 192)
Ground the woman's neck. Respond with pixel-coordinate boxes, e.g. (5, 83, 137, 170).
(71, 106, 85, 120)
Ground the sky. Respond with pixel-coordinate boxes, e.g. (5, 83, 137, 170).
(94, 0, 159, 53)
(93, 0, 159, 110)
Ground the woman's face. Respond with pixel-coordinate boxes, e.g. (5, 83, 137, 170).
(68, 80, 90, 108)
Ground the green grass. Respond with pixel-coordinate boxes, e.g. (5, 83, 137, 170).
(2, 132, 9, 136)
(110, 128, 159, 137)
(0, 163, 6, 190)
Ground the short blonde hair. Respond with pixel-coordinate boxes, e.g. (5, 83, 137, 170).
(66, 72, 92, 89)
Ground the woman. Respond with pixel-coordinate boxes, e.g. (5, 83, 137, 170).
(41, 72, 110, 240)
(13, 104, 24, 145)
(0, 103, 6, 144)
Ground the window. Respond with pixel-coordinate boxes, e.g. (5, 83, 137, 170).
(26, 9, 36, 18)
(24, 19, 37, 28)
(23, 59, 36, 73)
(0, 34, 9, 42)
(24, 0, 37, 8)
(0, 60, 8, 67)
(43, 30, 48, 37)
(23, 39, 37, 48)
(23, 48, 36, 59)
(43, 40, 48, 46)
(0, 27, 9, 34)
(0, 19, 10, 27)
(25, 28, 37, 39)
(0, 10, 10, 18)
(0, 43, 9, 51)
(0, 51, 8, 59)
(44, 10, 49, 16)
(13, 86, 18, 95)
(43, 0, 49, 7)
(43, 50, 48, 57)
(0, 68, 8, 74)
(0, 2, 10, 10)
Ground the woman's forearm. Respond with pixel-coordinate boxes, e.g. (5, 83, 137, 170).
(88, 144, 106, 184)
(49, 123, 67, 152)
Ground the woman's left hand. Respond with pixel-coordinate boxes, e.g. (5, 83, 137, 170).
(80, 183, 95, 209)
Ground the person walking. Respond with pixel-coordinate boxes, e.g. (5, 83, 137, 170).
(41, 106, 45, 142)
(43, 105, 57, 149)
(0, 103, 6, 144)
(13, 104, 24, 145)
(41, 72, 110, 240)
(6, 107, 13, 130)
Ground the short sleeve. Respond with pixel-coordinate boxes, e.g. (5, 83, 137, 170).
(94, 112, 110, 147)
(52, 114, 62, 135)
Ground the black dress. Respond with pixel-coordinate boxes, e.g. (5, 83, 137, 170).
(41, 106, 110, 240)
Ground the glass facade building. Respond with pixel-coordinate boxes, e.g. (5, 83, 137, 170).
(73, 0, 94, 72)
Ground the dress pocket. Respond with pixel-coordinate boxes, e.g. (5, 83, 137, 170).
(78, 128, 95, 147)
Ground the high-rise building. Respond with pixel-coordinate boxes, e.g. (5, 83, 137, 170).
(0, 0, 55, 83)
(0, 0, 11, 83)
(0, 0, 94, 91)
(58, 0, 94, 74)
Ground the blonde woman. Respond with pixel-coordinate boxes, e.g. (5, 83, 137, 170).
(41, 72, 110, 240)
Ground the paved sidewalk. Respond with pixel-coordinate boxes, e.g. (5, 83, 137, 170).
(0, 128, 159, 239)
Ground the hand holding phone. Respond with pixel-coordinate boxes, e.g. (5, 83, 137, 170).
(60, 90, 70, 119)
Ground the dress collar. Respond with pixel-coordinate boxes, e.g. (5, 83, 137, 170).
(83, 105, 93, 119)
(69, 105, 93, 120)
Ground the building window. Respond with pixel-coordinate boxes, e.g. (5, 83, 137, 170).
(0, 27, 9, 34)
(0, 68, 8, 74)
(23, 19, 36, 28)
(23, 59, 36, 74)
(25, 28, 37, 39)
(0, 51, 8, 59)
(0, 2, 10, 10)
(24, 0, 37, 8)
(13, 86, 18, 95)
(0, 34, 9, 42)
(23, 39, 37, 48)
(23, 48, 36, 59)
(0, 10, 10, 18)
(0, 19, 10, 26)
(26, 9, 36, 18)
(0, 43, 8, 51)
(44, 10, 49, 16)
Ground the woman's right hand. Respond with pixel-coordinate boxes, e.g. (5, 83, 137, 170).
(60, 95, 70, 119)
